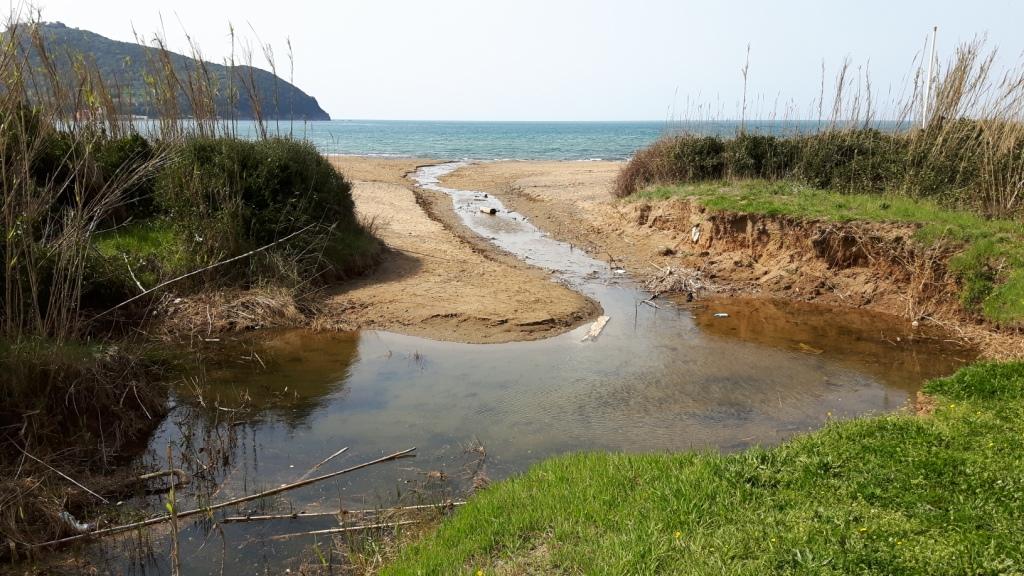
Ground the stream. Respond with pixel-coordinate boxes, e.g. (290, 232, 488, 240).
(89, 163, 972, 574)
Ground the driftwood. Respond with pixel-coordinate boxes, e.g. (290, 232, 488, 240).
(581, 316, 611, 342)
(221, 501, 466, 524)
(138, 468, 191, 486)
(268, 520, 420, 541)
(30, 447, 416, 549)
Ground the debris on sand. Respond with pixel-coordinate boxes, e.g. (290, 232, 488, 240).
(644, 266, 709, 300)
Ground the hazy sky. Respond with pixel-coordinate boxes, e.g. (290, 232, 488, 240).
(25, 0, 1024, 120)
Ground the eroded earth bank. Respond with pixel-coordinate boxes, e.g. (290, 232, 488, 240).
(441, 160, 1024, 359)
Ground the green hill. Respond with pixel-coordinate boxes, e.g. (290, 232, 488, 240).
(16, 22, 330, 121)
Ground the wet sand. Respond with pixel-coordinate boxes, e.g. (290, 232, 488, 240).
(319, 157, 599, 343)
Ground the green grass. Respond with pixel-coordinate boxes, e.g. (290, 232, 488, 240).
(635, 181, 1024, 325)
(384, 363, 1024, 575)
(92, 220, 193, 292)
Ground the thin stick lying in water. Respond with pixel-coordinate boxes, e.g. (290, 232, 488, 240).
(296, 446, 348, 482)
(30, 447, 417, 548)
(268, 520, 421, 541)
(221, 501, 467, 523)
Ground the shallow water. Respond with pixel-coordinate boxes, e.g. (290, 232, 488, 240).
(97, 163, 971, 574)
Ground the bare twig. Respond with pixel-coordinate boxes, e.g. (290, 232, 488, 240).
(30, 447, 416, 548)
(268, 520, 421, 541)
(296, 446, 348, 481)
(221, 501, 466, 524)
(16, 447, 108, 504)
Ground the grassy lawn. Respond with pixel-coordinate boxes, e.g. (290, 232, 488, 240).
(384, 363, 1024, 575)
(636, 181, 1024, 324)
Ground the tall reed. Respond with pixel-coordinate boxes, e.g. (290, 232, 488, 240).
(618, 39, 1024, 218)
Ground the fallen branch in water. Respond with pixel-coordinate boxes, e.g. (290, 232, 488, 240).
(296, 446, 348, 482)
(640, 299, 663, 310)
(268, 520, 421, 541)
(581, 315, 611, 342)
(138, 468, 191, 486)
(30, 447, 416, 549)
(222, 501, 466, 524)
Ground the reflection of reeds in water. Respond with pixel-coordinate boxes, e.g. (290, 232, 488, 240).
(625, 39, 1024, 218)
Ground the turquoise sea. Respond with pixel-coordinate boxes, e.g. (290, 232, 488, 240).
(233, 119, 862, 160)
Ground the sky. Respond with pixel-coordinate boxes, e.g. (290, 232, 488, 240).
(22, 0, 1024, 121)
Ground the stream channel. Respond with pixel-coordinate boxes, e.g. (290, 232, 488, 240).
(89, 162, 972, 574)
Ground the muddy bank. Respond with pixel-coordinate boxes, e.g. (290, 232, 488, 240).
(441, 161, 1024, 359)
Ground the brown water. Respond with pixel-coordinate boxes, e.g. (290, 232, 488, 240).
(95, 163, 972, 575)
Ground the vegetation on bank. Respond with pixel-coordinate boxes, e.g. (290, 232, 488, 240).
(384, 362, 1024, 575)
(638, 180, 1024, 323)
(616, 123, 1024, 219)
(615, 42, 1024, 326)
(0, 16, 376, 552)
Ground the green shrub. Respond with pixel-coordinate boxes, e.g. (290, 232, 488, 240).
(792, 129, 904, 193)
(724, 133, 796, 179)
(616, 120, 1024, 218)
(668, 135, 726, 180)
(152, 137, 375, 285)
(96, 133, 157, 218)
(157, 138, 355, 241)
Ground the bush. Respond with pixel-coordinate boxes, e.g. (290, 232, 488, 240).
(96, 133, 157, 219)
(157, 138, 355, 241)
(151, 137, 375, 286)
(617, 121, 1024, 218)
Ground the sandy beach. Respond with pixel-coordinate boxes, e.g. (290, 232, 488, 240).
(317, 157, 599, 343)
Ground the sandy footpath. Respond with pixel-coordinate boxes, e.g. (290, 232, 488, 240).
(316, 157, 599, 344)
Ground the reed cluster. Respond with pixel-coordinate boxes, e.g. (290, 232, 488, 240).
(618, 40, 1024, 219)
(0, 13, 377, 547)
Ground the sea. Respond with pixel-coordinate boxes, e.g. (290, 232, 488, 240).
(228, 119, 856, 161)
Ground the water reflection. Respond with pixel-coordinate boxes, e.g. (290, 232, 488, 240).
(99, 164, 975, 575)
(199, 331, 361, 425)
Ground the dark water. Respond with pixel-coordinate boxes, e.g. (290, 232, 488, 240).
(92, 162, 969, 575)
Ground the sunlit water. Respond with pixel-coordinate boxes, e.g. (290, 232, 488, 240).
(91, 163, 970, 574)
(145, 119, 900, 160)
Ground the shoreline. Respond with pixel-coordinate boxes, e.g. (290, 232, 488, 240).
(439, 159, 1024, 361)
(313, 156, 601, 344)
